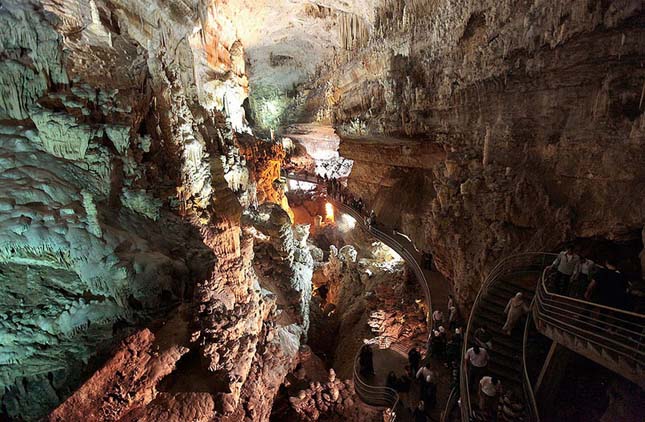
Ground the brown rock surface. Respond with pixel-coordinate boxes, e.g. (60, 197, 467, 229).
(302, 1, 645, 304)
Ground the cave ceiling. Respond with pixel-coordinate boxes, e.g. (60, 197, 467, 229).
(219, 0, 376, 91)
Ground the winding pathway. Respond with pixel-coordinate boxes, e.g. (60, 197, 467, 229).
(285, 172, 453, 421)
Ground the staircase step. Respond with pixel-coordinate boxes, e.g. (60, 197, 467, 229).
(493, 276, 536, 291)
(486, 360, 522, 383)
(489, 285, 535, 302)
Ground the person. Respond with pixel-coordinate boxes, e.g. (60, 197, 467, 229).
(386, 371, 398, 390)
(428, 329, 444, 359)
(474, 325, 493, 350)
(368, 210, 376, 227)
(359, 344, 374, 376)
(464, 345, 489, 391)
(416, 361, 435, 384)
(423, 375, 437, 413)
(570, 257, 595, 298)
(431, 309, 444, 330)
(448, 305, 459, 330)
(548, 247, 581, 294)
(408, 347, 422, 374)
(585, 258, 628, 309)
(413, 401, 427, 422)
(446, 334, 461, 365)
(479, 376, 501, 417)
(423, 251, 434, 270)
(502, 292, 529, 335)
(447, 294, 454, 311)
(434, 326, 447, 362)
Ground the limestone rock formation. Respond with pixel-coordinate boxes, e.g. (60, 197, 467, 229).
(0, 0, 312, 420)
(299, 0, 645, 304)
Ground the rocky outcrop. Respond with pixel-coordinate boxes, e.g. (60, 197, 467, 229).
(238, 134, 293, 220)
(301, 1, 645, 304)
(0, 0, 311, 420)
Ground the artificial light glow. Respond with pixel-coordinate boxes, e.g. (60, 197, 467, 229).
(338, 213, 356, 232)
(325, 202, 334, 222)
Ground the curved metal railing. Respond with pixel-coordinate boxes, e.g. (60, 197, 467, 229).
(533, 267, 645, 387)
(285, 172, 433, 323)
(285, 172, 434, 419)
(440, 386, 459, 422)
(522, 299, 541, 422)
(352, 347, 401, 412)
(460, 252, 554, 422)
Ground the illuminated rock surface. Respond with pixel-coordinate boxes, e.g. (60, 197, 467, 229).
(0, 0, 643, 420)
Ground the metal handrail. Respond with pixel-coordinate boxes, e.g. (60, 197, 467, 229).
(331, 199, 433, 325)
(284, 173, 434, 420)
(523, 299, 540, 422)
(460, 252, 555, 422)
(352, 347, 401, 417)
(440, 386, 459, 422)
(533, 269, 645, 386)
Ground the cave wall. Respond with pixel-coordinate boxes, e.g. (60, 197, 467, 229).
(305, 0, 645, 304)
(0, 0, 312, 420)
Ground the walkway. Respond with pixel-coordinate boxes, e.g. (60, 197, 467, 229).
(285, 172, 455, 420)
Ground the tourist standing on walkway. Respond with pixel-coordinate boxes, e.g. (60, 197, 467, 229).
(413, 401, 428, 422)
(464, 345, 489, 391)
(435, 326, 447, 362)
(359, 344, 374, 376)
(502, 292, 529, 335)
(423, 375, 437, 414)
(448, 305, 459, 330)
(571, 257, 595, 298)
(408, 347, 422, 374)
(474, 325, 493, 350)
(479, 376, 502, 417)
(548, 247, 580, 294)
(585, 258, 628, 309)
(416, 361, 435, 383)
(431, 309, 444, 330)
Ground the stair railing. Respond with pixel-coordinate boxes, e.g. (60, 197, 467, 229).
(460, 252, 554, 421)
(533, 267, 645, 387)
(327, 190, 433, 326)
(353, 347, 401, 420)
(522, 301, 541, 422)
(285, 173, 438, 417)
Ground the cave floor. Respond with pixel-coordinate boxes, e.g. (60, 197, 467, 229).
(368, 268, 454, 422)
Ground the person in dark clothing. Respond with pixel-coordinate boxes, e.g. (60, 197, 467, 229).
(386, 371, 398, 390)
(413, 401, 427, 422)
(359, 344, 374, 376)
(423, 251, 434, 270)
(418, 374, 429, 401)
(423, 380, 437, 413)
(474, 325, 493, 350)
(432, 327, 447, 361)
(585, 258, 628, 309)
(408, 347, 422, 374)
(446, 336, 461, 365)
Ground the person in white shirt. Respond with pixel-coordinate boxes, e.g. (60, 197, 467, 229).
(464, 345, 488, 390)
(478, 376, 501, 415)
(571, 257, 595, 298)
(416, 362, 435, 383)
(548, 247, 581, 294)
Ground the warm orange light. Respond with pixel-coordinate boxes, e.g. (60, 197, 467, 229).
(325, 202, 335, 222)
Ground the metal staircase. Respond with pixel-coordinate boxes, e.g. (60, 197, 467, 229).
(533, 267, 645, 388)
(282, 173, 433, 421)
(461, 252, 645, 422)
(460, 253, 550, 422)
